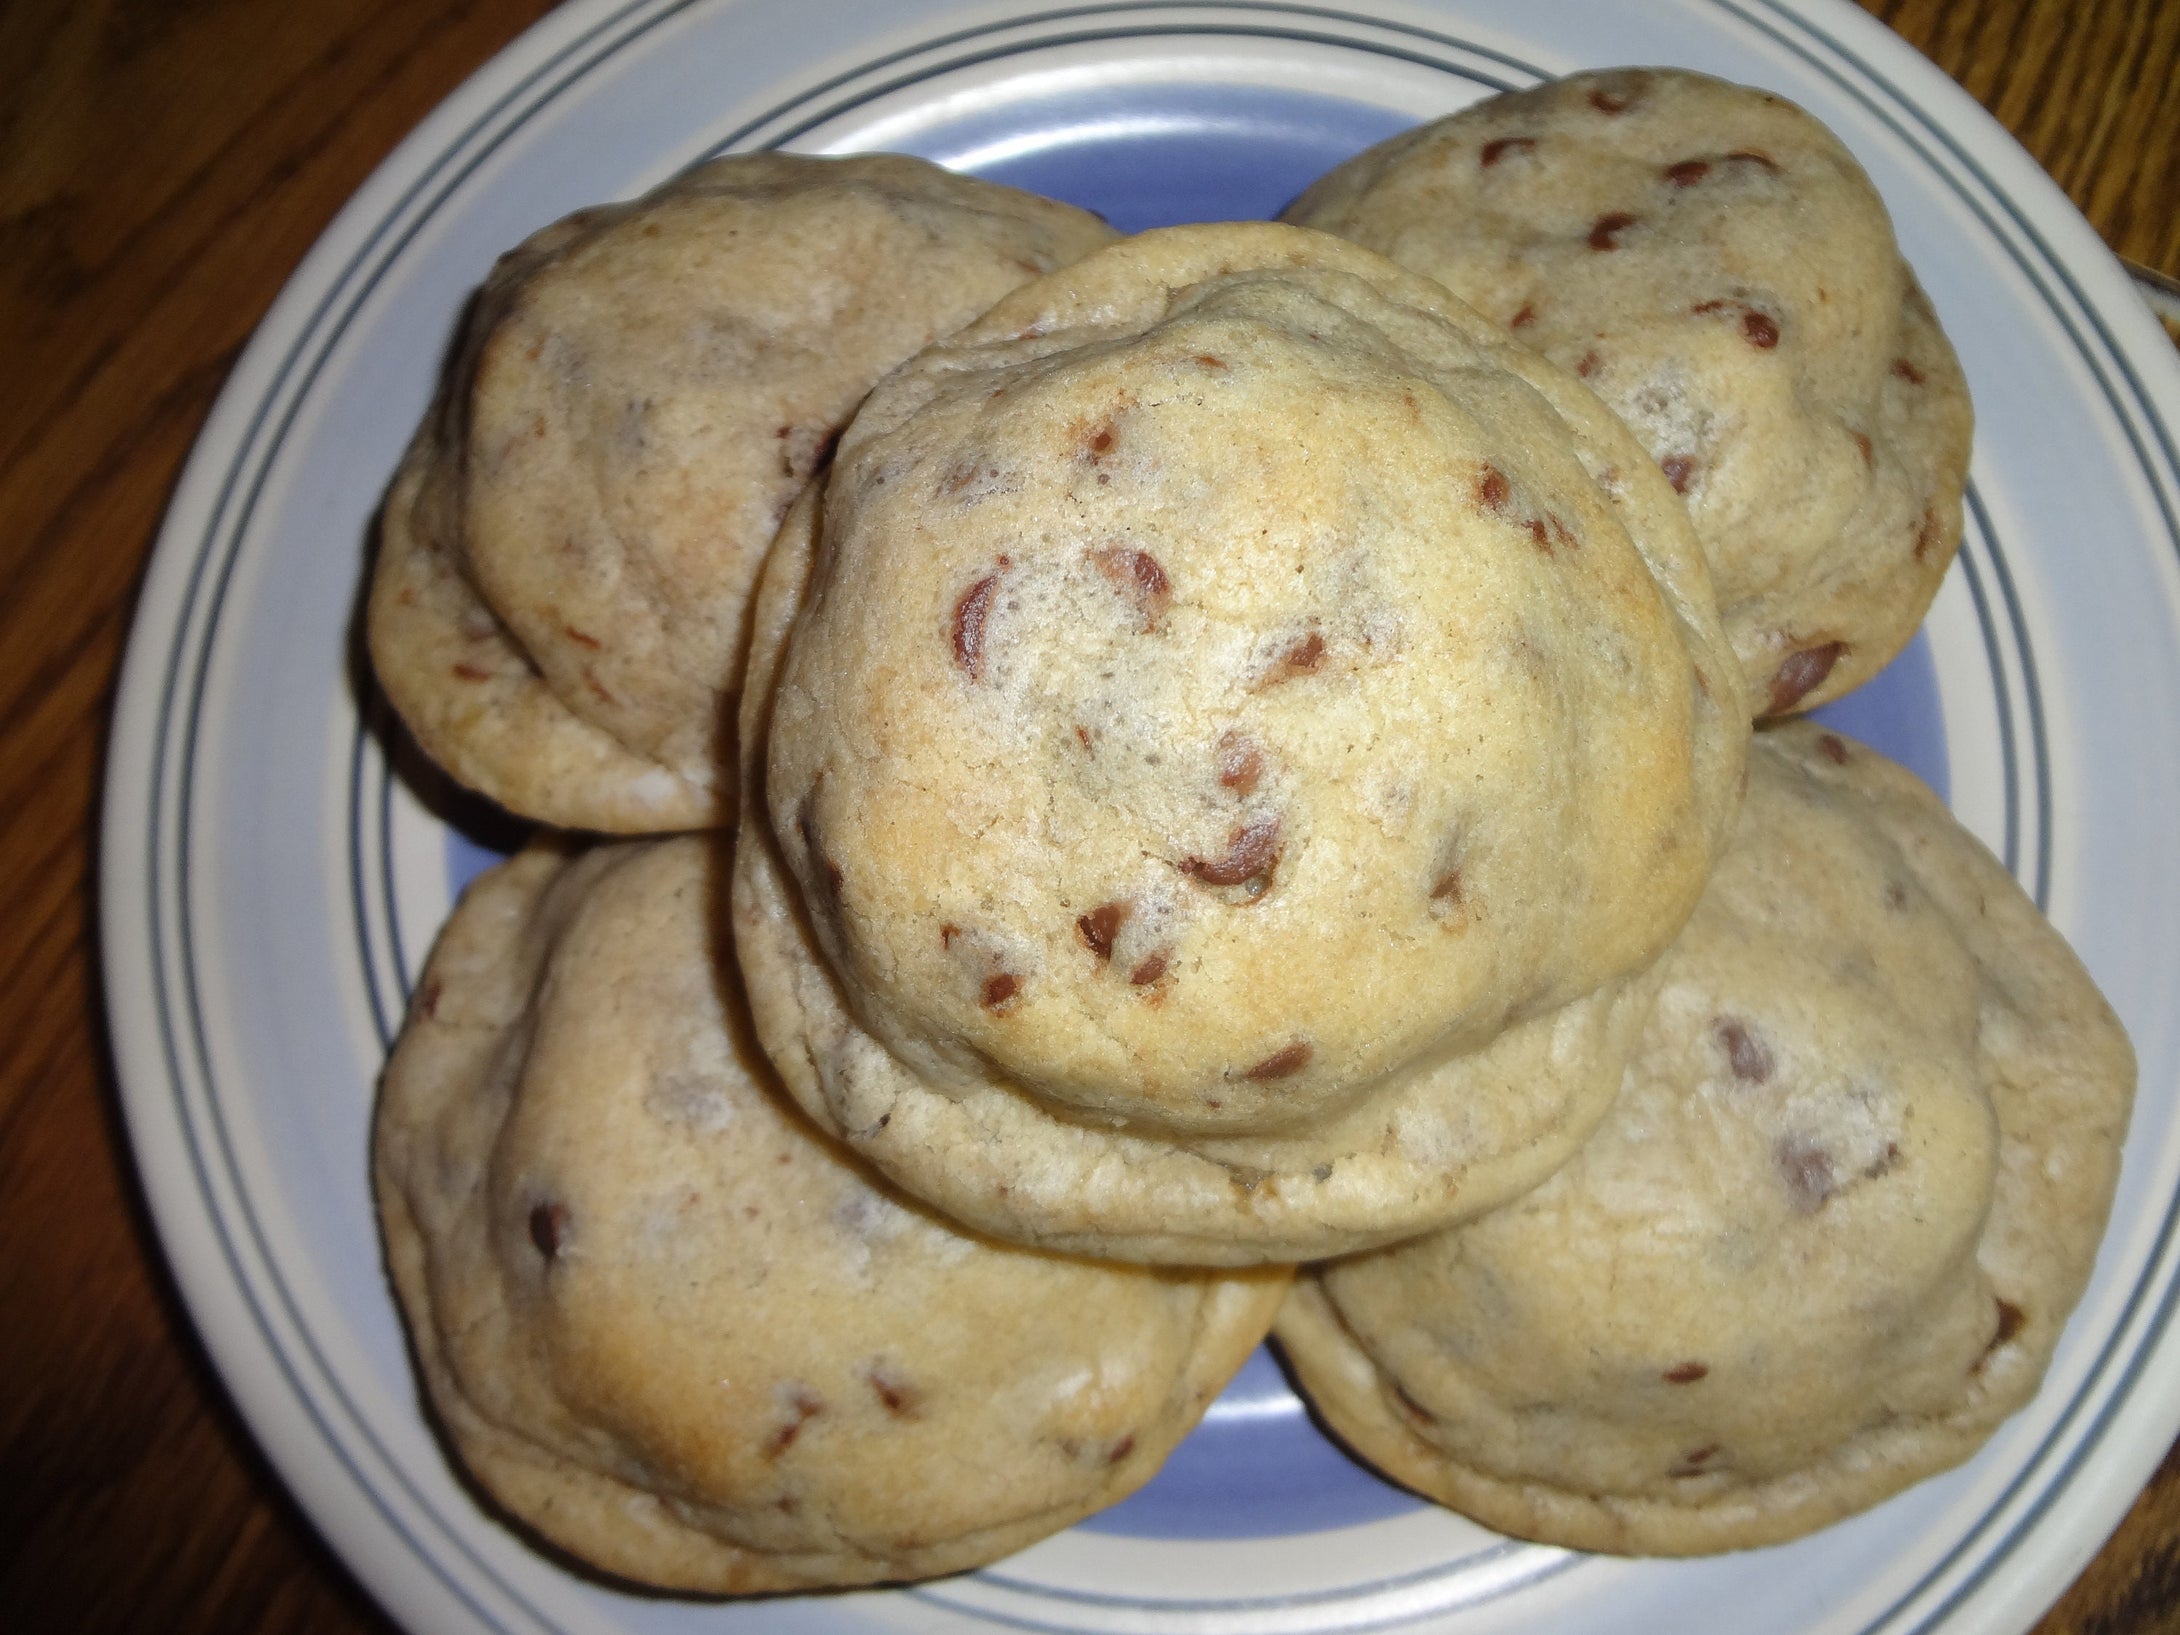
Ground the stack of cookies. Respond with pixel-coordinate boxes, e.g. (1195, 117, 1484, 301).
(367, 68, 2134, 1589)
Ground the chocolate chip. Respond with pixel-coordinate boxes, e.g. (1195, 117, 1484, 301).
(1081, 420, 1118, 460)
(1850, 430, 1873, 464)
(1692, 299, 1778, 347)
(1775, 1134, 1836, 1213)
(951, 560, 1009, 680)
(450, 661, 491, 681)
(764, 1388, 824, 1459)
(1091, 546, 1171, 630)
(1589, 86, 1634, 114)
(1913, 507, 1944, 561)
(1182, 815, 1282, 896)
(1193, 353, 1228, 369)
(1818, 733, 1850, 764)
(1588, 212, 1638, 250)
(528, 1201, 567, 1259)
(939, 922, 960, 948)
(1663, 158, 1710, 186)
(1670, 1444, 1721, 1477)
(1476, 463, 1512, 512)
(1767, 641, 1847, 714)
(1714, 1017, 1773, 1084)
(1660, 454, 1696, 494)
(1216, 731, 1263, 796)
(1575, 349, 1602, 377)
(1510, 302, 1537, 328)
(867, 1365, 922, 1418)
(1893, 357, 1926, 385)
(1245, 1041, 1312, 1080)
(1664, 1361, 1709, 1384)
(1107, 1434, 1137, 1464)
(414, 978, 442, 1021)
(1129, 950, 1169, 986)
(981, 972, 1022, 1011)
(1077, 902, 1130, 962)
(1995, 1298, 2026, 1345)
(1480, 135, 1537, 166)
(1430, 867, 1464, 905)
(1254, 628, 1326, 688)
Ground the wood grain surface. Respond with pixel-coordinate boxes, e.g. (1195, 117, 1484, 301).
(2, 1, 2174, 1630)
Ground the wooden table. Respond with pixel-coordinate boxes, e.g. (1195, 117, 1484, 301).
(2, 0, 2174, 1628)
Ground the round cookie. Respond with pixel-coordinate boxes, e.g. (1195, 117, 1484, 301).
(1275, 722, 2134, 1554)
(374, 838, 1286, 1593)
(733, 223, 1745, 1264)
(1286, 68, 1974, 717)
(369, 153, 1115, 830)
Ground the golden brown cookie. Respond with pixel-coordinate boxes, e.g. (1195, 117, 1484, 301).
(369, 153, 1115, 830)
(733, 223, 1744, 1264)
(1287, 68, 1974, 717)
(1276, 722, 2133, 1554)
(374, 838, 1285, 1592)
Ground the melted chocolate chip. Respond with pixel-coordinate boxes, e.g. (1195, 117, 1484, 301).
(1182, 815, 1282, 896)
(1216, 731, 1264, 796)
(450, 661, 491, 682)
(1767, 641, 1847, 714)
(1588, 212, 1639, 250)
(1589, 86, 1635, 114)
(1660, 454, 1697, 494)
(1107, 1434, 1137, 1464)
(1480, 135, 1537, 166)
(981, 972, 1022, 1011)
(764, 1388, 824, 1459)
(1670, 1444, 1721, 1477)
(1663, 1361, 1710, 1384)
(1818, 733, 1850, 764)
(1194, 353, 1228, 369)
(1714, 1017, 1774, 1084)
(1129, 950, 1170, 986)
(951, 560, 1009, 680)
(1892, 357, 1926, 385)
(1510, 302, 1538, 328)
(1476, 463, 1512, 512)
(1245, 1041, 1313, 1081)
(563, 625, 601, 650)
(1775, 1135, 1837, 1213)
(1091, 546, 1171, 630)
(867, 1365, 922, 1418)
(1663, 158, 1711, 186)
(1255, 628, 1326, 688)
(1913, 507, 1944, 561)
(1077, 902, 1130, 962)
(1995, 1298, 2027, 1345)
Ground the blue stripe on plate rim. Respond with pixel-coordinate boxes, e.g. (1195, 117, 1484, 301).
(112, 1, 2175, 1631)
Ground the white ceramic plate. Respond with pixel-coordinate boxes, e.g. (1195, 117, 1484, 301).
(102, 3, 2180, 1632)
